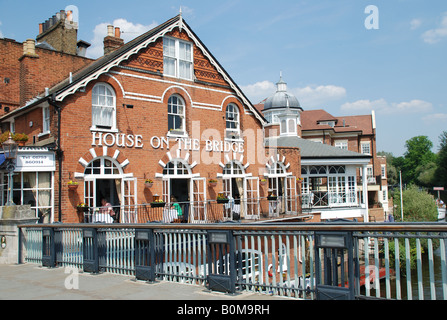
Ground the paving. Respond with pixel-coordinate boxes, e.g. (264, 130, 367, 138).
(0, 263, 291, 301)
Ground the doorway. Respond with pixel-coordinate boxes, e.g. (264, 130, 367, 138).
(95, 179, 120, 207)
(170, 178, 190, 222)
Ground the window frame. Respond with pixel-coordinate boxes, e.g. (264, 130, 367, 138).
(42, 106, 50, 134)
(361, 141, 371, 155)
(163, 36, 194, 81)
(167, 94, 186, 137)
(335, 140, 348, 150)
(91, 83, 117, 132)
(225, 103, 241, 140)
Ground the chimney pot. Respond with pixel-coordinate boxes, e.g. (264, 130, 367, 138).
(115, 27, 121, 38)
(107, 25, 114, 37)
(23, 39, 36, 56)
(39, 23, 43, 34)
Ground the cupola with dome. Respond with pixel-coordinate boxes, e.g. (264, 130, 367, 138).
(261, 74, 303, 137)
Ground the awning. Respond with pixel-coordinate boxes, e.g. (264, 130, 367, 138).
(0, 153, 6, 169)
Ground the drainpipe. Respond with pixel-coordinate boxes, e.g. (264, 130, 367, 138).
(48, 95, 63, 222)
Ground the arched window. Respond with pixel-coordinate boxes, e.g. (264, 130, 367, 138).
(225, 104, 240, 140)
(84, 157, 122, 176)
(168, 95, 185, 135)
(163, 160, 191, 176)
(223, 161, 244, 175)
(92, 83, 116, 130)
(269, 162, 286, 175)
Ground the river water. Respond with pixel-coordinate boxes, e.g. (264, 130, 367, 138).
(375, 243, 446, 300)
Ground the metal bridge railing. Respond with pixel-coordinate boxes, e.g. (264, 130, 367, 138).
(18, 222, 447, 300)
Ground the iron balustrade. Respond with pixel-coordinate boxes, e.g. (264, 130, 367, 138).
(79, 197, 306, 224)
(18, 222, 447, 300)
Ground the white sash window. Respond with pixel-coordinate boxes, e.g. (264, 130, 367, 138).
(92, 83, 116, 130)
(163, 37, 193, 80)
(225, 104, 240, 140)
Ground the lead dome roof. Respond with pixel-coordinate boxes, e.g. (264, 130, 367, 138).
(263, 76, 302, 111)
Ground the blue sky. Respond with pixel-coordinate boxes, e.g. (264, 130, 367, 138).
(1, 0, 446, 156)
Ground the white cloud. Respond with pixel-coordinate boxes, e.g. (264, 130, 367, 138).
(240, 81, 276, 104)
(410, 18, 422, 30)
(292, 85, 346, 108)
(88, 19, 158, 58)
(422, 113, 447, 124)
(341, 98, 433, 114)
(422, 12, 447, 44)
(241, 81, 346, 107)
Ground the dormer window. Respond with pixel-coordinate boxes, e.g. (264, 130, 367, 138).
(318, 121, 335, 127)
(163, 37, 193, 80)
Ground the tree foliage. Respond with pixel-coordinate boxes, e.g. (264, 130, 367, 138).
(401, 136, 436, 185)
(393, 184, 438, 222)
(434, 131, 447, 188)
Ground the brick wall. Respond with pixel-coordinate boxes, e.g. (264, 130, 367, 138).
(0, 38, 93, 115)
(5, 25, 303, 223)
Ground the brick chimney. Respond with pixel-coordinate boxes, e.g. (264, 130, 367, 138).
(36, 10, 79, 55)
(19, 39, 40, 106)
(103, 25, 124, 55)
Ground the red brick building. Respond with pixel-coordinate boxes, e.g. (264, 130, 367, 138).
(300, 109, 389, 220)
(0, 13, 302, 223)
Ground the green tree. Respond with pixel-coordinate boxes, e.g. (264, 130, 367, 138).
(393, 184, 438, 222)
(415, 161, 437, 187)
(435, 131, 447, 188)
(401, 136, 436, 185)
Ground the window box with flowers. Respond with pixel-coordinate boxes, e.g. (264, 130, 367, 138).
(145, 179, 154, 188)
(68, 180, 79, 191)
(267, 192, 277, 201)
(216, 193, 229, 204)
(0, 131, 29, 146)
(151, 194, 165, 207)
(77, 203, 89, 213)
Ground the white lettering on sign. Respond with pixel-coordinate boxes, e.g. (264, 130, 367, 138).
(91, 132, 244, 153)
(91, 132, 143, 149)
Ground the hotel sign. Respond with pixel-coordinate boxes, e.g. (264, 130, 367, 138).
(91, 131, 244, 153)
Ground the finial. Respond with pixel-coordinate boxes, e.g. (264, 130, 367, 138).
(276, 71, 287, 92)
(179, 6, 183, 32)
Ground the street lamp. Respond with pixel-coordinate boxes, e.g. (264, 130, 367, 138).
(1, 133, 18, 205)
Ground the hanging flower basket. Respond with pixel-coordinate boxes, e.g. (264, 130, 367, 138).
(208, 179, 217, 187)
(68, 180, 79, 191)
(260, 179, 267, 186)
(145, 179, 153, 188)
